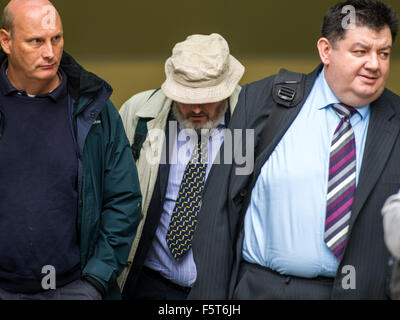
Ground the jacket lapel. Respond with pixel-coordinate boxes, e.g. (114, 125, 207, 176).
(158, 116, 174, 200)
(349, 91, 400, 229)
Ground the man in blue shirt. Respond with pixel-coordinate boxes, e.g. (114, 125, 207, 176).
(190, 0, 400, 300)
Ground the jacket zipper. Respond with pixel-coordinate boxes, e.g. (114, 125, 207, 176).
(73, 97, 95, 139)
(73, 97, 94, 250)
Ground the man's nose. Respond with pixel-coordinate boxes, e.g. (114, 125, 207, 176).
(365, 53, 379, 71)
(42, 41, 55, 59)
(192, 105, 202, 114)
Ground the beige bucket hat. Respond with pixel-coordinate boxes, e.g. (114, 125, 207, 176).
(161, 33, 245, 104)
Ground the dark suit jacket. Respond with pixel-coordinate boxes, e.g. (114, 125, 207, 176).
(122, 110, 232, 299)
(189, 64, 400, 300)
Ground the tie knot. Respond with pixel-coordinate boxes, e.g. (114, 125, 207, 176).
(332, 103, 357, 119)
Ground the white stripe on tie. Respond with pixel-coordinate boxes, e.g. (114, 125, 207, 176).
(327, 225, 349, 248)
(328, 161, 356, 188)
(331, 130, 353, 153)
(324, 212, 351, 238)
(327, 172, 356, 201)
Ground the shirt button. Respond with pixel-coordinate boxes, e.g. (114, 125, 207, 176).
(323, 265, 328, 271)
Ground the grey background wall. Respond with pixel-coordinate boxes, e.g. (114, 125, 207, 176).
(1, 0, 400, 108)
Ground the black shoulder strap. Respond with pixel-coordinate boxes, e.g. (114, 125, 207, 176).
(255, 68, 306, 158)
(131, 89, 160, 161)
(131, 117, 151, 161)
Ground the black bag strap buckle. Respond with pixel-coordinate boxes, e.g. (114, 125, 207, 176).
(278, 85, 296, 102)
(273, 69, 306, 108)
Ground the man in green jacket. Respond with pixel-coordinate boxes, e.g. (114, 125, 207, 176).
(0, 0, 141, 300)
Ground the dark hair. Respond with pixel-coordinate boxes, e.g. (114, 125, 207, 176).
(1, 6, 14, 33)
(322, 0, 399, 44)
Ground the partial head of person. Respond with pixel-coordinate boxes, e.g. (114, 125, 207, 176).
(161, 33, 245, 132)
(0, 0, 64, 95)
(317, 0, 398, 107)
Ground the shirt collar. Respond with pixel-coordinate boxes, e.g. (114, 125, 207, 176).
(316, 68, 369, 120)
(0, 59, 67, 102)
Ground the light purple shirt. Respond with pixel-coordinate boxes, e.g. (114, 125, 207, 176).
(144, 119, 226, 287)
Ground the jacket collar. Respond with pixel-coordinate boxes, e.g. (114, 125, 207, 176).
(136, 89, 172, 119)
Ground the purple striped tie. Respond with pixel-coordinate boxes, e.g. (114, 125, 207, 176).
(325, 103, 357, 260)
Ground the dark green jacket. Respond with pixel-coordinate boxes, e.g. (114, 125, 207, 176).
(0, 51, 142, 300)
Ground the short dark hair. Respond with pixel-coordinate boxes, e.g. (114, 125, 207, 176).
(322, 0, 399, 44)
(1, 6, 14, 33)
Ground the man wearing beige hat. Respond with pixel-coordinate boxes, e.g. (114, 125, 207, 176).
(118, 33, 245, 300)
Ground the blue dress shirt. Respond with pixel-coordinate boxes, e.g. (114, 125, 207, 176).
(242, 69, 370, 278)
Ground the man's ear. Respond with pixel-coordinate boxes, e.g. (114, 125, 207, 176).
(0, 29, 12, 54)
(317, 37, 333, 66)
